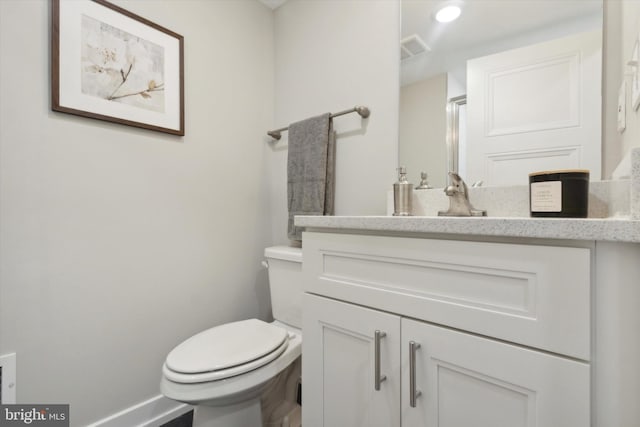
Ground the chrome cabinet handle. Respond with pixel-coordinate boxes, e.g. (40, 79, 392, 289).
(409, 341, 422, 407)
(374, 330, 387, 391)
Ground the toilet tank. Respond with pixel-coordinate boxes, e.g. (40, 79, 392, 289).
(264, 246, 303, 329)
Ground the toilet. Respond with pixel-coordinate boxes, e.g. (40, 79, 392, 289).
(160, 246, 303, 427)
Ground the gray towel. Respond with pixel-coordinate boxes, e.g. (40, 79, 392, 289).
(287, 113, 336, 241)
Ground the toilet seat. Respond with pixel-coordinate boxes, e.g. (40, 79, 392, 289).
(161, 321, 302, 407)
(163, 319, 290, 384)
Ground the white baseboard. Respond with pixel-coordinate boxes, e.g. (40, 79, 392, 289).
(88, 395, 193, 427)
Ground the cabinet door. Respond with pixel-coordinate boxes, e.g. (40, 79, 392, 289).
(401, 318, 590, 427)
(303, 294, 401, 427)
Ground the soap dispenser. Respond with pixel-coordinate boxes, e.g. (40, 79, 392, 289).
(393, 166, 413, 216)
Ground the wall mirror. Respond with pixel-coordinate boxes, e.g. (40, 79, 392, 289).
(399, 0, 603, 188)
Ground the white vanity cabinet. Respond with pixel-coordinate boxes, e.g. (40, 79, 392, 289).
(303, 293, 401, 427)
(302, 231, 593, 427)
(401, 318, 589, 427)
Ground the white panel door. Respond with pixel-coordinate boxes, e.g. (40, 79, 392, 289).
(401, 318, 590, 427)
(302, 294, 401, 427)
(466, 30, 602, 185)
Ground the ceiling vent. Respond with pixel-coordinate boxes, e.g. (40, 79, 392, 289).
(401, 35, 431, 61)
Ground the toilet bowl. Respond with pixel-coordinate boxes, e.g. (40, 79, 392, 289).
(161, 320, 301, 407)
(160, 246, 303, 427)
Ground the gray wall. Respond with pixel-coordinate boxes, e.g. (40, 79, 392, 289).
(268, 0, 400, 244)
(399, 74, 448, 189)
(0, 1, 274, 424)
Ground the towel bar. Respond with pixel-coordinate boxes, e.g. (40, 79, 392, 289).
(267, 105, 370, 140)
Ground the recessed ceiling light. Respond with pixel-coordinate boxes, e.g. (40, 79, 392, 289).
(435, 5, 461, 23)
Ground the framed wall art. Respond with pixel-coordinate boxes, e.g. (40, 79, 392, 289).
(51, 0, 184, 135)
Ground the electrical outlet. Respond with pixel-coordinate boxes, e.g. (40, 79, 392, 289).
(0, 353, 16, 404)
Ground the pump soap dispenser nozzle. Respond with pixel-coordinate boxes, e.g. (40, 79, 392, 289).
(393, 166, 413, 216)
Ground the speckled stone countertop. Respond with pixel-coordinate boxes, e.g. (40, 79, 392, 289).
(295, 215, 640, 243)
(297, 148, 640, 243)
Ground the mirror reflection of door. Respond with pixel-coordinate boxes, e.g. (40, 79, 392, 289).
(466, 30, 602, 186)
(399, 0, 603, 188)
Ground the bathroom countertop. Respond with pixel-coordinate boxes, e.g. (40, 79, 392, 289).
(295, 215, 640, 243)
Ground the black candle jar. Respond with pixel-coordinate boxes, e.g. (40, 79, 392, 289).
(529, 170, 589, 218)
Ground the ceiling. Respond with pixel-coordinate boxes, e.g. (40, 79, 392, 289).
(257, 0, 288, 10)
(401, 0, 603, 85)
(402, 0, 602, 52)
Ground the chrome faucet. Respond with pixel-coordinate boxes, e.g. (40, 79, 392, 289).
(438, 172, 487, 217)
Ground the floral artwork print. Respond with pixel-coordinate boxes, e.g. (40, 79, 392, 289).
(81, 14, 165, 113)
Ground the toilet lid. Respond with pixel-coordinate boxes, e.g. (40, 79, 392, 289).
(163, 337, 289, 384)
(165, 319, 288, 374)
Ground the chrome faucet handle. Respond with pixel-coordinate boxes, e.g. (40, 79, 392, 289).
(415, 171, 432, 190)
(438, 172, 487, 217)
